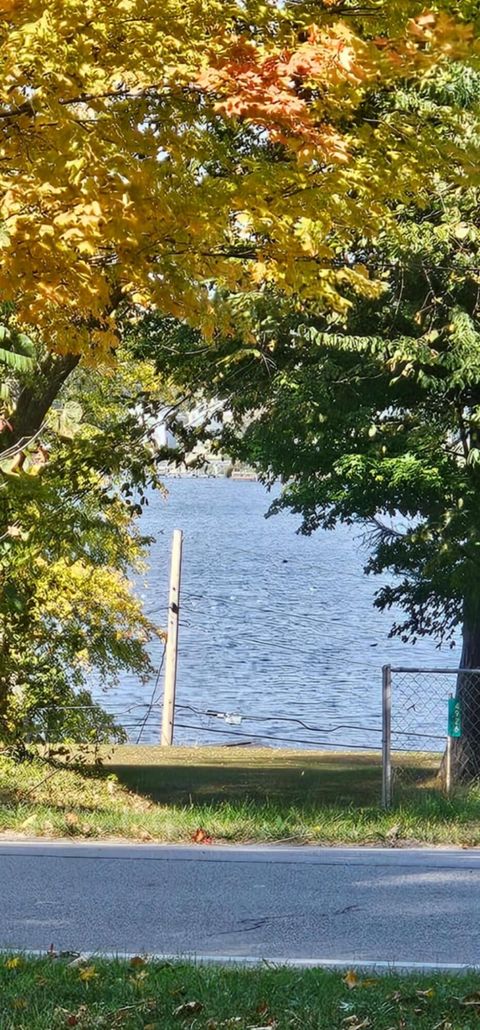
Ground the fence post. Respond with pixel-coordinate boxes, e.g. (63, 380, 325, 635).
(382, 664, 392, 809)
(161, 529, 183, 746)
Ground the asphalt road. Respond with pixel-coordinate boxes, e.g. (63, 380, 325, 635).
(1, 841, 480, 968)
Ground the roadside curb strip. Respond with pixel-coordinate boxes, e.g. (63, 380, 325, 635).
(1, 950, 479, 974)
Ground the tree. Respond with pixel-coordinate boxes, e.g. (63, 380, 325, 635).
(0, 1, 476, 362)
(0, 0, 479, 751)
(0, 341, 166, 746)
(134, 63, 480, 775)
(0, 0, 477, 462)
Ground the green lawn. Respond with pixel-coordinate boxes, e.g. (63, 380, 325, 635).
(0, 957, 479, 1029)
(0, 744, 479, 846)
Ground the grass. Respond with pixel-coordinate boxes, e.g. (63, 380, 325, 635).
(0, 745, 480, 846)
(0, 957, 480, 1028)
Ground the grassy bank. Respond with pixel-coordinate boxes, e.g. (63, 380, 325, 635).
(0, 957, 480, 1029)
(0, 745, 480, 846)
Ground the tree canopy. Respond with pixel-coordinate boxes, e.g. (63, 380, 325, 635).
(0, 0, 478, 361)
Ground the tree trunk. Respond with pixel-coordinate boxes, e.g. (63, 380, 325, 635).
(4, 352, 81, 448)
(453, 610, 480, 780)
(0, 351, 81, 735)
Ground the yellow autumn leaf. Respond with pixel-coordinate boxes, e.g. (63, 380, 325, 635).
(78, 965, 98, 982)
(5, 956, 23, 970)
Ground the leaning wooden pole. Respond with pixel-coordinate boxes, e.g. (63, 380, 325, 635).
(161, 529, 183, 746)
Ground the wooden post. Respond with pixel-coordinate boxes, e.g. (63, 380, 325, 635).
(161, 529, 183, 746)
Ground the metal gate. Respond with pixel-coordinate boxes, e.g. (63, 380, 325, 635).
(382, 665, 480, 807)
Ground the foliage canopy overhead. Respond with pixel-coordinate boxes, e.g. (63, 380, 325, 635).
(0, 0, 478, 359)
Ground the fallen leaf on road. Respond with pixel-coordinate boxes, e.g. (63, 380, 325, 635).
(192, 828, 213, 844)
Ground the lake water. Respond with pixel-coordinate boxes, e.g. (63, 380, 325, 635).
(98, 478, 455, 748)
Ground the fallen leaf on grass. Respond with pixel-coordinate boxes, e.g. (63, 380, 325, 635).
(130, 969, 148, 987)
(5, 956, 23, 969)
(416, 987, 435, 999)
(461, 992, 480, 1007)
(385, 824, 401, 842)
(78, 965, 98, 982)
(192, 828, 213, 844)
(20, 814, 37, 829)
(129, 955, 147, 968)
(65, 812, 80, 829)
(56, 1006, 88, 1027)
(207, 1020, 242, 1029)
(173, 1000, 204, 1018)
(247, 1025, 278, 1030)
(342, 1018, 371, 1030)
(110, 1003, 148, 1024)
(343, 971, 378, 991)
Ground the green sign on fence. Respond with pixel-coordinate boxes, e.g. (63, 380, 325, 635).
(448, 697, 462, 738)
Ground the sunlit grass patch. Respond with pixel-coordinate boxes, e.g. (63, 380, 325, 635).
(0, 746, 479, 846)
(0, 956, 479, 1029)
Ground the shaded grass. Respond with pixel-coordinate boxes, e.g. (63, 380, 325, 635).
(0, 746, 480, 846)
(0, 957, 480, 1029)
(105, 745, 387, 805)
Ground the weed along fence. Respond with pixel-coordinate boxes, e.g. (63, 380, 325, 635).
(382, 665, 480, 807)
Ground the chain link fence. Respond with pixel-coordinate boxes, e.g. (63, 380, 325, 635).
(382, 666, 480, 806)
